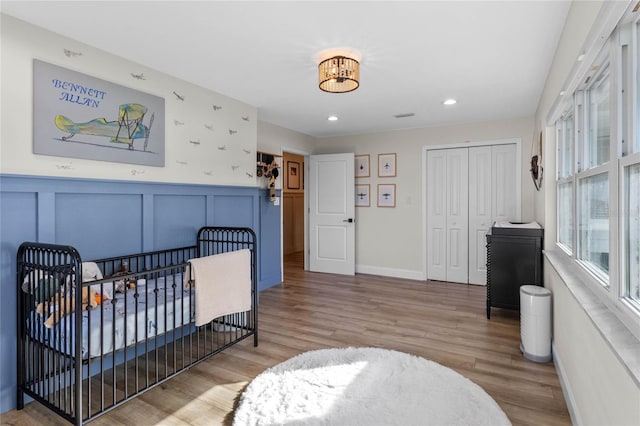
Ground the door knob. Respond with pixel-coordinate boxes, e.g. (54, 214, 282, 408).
(343, 218, 354, 223)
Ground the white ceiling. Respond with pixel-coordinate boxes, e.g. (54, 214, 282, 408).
(1, 1, 571, 138)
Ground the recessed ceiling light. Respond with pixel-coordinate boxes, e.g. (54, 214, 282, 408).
(443, 99, 457, 106)
(327, 115, 338, 121)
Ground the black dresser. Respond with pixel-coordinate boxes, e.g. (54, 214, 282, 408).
(486, 223, 543, 319)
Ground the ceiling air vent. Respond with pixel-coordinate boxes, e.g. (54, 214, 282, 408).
(393, 113, 415, 118)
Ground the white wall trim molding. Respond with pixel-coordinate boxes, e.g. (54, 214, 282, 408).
(356, 264, 425, 281)
(280, 146, 311, 156)
(552, 342, 581, 426)
(421, 137, 522, 281)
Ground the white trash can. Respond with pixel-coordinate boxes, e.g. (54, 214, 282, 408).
(520, 285, 552, 362)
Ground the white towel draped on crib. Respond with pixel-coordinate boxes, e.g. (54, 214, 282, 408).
(185, 249, 251, 326)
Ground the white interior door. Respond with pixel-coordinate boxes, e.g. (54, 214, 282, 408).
(468, 146, 492, 285)
(445, 148, 469, 283)
(309, 153, 355, 275)
(427, 150, 447, 281)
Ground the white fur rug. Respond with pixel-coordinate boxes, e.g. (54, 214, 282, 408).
(233, 347, 511, 426)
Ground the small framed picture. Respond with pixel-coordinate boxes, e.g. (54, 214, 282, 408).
(377, 184, 396, 207)
(355, 184, 370, 207)
(287, 161, 300, 189)
(355, 155, 370, 178)
(378, 153, 396, 177)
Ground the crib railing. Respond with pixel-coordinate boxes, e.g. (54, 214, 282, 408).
(17, 226, 258, 425)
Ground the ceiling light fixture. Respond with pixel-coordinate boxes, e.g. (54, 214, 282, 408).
(318, 54, 360, 93)
(443, 99, 457, 105)
(327, 115, 338, 121)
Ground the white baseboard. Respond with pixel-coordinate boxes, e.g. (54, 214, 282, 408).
(552, 342, 581, 426)
(355, 264, 425, 281)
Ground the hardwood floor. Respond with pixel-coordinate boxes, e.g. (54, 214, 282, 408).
(2, 252, 571, 425)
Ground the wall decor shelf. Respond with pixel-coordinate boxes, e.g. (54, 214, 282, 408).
(256, 151, 282, 201)
(256, 151, 281, 178)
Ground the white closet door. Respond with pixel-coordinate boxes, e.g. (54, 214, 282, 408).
(492, 144, 518, 223)
(468, 146, 492, 285)
(426, 143, 517, 285)
(445, 148, 469, 284)
(427, 150, 447, 281)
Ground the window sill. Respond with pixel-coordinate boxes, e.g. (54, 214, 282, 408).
(544, 249, 640, 387)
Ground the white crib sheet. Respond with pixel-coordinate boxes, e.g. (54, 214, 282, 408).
(30, 275, 196, 359)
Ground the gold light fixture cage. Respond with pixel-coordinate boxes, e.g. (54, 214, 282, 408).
(318, 56, 360, 93)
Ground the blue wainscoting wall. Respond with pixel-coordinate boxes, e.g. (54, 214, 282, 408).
(0, 174, 282, 413)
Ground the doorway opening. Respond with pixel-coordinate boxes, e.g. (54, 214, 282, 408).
(282, 152, 305, 270)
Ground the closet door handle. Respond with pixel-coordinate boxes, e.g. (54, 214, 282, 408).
(343, 218, 354, 223)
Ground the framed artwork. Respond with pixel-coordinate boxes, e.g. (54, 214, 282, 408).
(377, 184, 396, 207)
(287, 161, 301, 189)
(378, 153, 396, 177)
(33, 60, 165, 166)
(355, 154, 370, 178)
(530, 131, 544, 191)
(355, 184, 370, 207)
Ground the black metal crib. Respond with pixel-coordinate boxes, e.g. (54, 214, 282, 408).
(17, 226, 258, 425)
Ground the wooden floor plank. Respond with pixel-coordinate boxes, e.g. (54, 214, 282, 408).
(4, 252, 570, 425)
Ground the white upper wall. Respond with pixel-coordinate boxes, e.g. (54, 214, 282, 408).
(315, 117, 535, 276)
(257, 120, 315, 156)
(1, 14, 258, 186)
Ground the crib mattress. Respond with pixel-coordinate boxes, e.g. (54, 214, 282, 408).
(29, 275, 196, 359)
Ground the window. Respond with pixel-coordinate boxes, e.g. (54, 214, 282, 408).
(586, 68, 611, 168)
(624, 162, 640, 304)
(636, 21, 640, 154)
(562, 113, 574, 178)
(554, 14, 640, 329)
(557, 112, 574, 253)
(557, 181, 573, 250)
(578, 173, 609, 278)
(576, 62, 611, 283)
